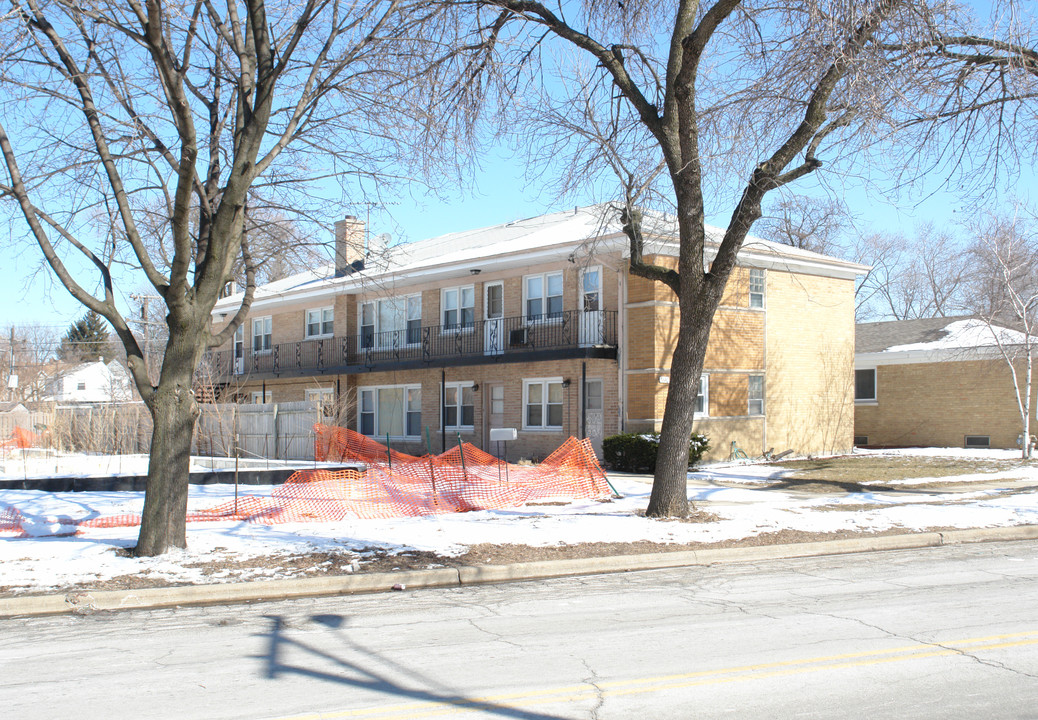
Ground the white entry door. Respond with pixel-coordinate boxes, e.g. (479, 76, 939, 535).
(484, 282, 504, 355)
(584, 378, 604, 457)
(233, 325, 245, 375)
(580, 266, 603, 346)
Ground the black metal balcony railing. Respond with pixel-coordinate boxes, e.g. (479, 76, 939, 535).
(201, 309, 618, 381)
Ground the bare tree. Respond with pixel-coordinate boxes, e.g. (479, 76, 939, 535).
(0, 323, 62, 404)
(758, 194, 850, 255)
(856, 224, 969, 321)
(135, 201, 327, 287)
(964, 212, 1038, 459)
(454, 1, 1038, 516)
(0, 0, 459, 554)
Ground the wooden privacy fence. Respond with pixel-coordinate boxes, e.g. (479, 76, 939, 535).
(0, 411, 52, 439)
(194, 401, 324, 461)
(1, 402, 326, 460)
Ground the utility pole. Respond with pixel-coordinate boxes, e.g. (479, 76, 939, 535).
(7, 327, 14, 403)
(129, 294, 164, 382)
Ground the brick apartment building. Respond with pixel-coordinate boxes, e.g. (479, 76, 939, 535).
(206, 205, 866, 461)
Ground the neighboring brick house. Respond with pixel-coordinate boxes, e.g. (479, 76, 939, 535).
(855, 316, 1036, 449)
(207, 205, 866, 461)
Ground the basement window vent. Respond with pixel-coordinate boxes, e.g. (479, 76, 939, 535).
(964, 435, 990, 449)
(853, 436, 868, 446)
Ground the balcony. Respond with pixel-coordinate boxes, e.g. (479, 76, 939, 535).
(201, 310, 618, 382)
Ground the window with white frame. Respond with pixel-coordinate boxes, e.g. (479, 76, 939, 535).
(406, 295, 422, 344)
(749, 268, 765, 308)
(358, 385, 421, 438)
(360, 295, 421, 348)
(233, 324, 244, 361)
(525, 272, 564, 321)
(695, 375, 709, 416)
(360, 301, 375, 349)
(524, 378, 564, 430)
(305, 307, 334, 339)
(444, 382, 475, 429)
(748, 375, 764, 415)
(442, 286, 475, 330)
(251, 389, 272, 404)
(305, 387, 335, 417)
(855, 368, 876, 402)
(252, 316, 272, 353)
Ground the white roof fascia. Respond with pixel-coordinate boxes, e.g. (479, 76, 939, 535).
(641, 237, 870, 280)
(855, 345, 1010, 367)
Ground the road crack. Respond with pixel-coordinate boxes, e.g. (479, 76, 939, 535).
(578, 656, 605, 720)
(823, 613, 1038, 681)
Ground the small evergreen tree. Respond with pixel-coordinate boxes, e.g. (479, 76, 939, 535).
(61, 311, 114, 363)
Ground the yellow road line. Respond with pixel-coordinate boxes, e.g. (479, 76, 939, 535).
(268, 629, 1038, 720)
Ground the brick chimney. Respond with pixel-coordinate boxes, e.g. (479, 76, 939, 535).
(334, 215, 365, 277)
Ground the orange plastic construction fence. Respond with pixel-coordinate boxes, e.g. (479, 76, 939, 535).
(0, 427, 36, 452)
(0, 425, 612, 537)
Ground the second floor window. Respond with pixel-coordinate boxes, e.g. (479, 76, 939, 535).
(526, 272, 563, 321)
(305, 307, 333, 338)
(252, 316, 272, 353)
(442, 286, 474, 330)
(749, 268, 765, 308)
(360, 295, 422, 349)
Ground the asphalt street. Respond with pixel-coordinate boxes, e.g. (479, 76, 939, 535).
(4, 540, 1038, 719)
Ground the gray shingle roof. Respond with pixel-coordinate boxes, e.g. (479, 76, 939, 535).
(855, 316, 976, 353)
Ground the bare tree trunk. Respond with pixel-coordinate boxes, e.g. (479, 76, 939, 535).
(646, 296, 714, 517)
(1025, 348, 1033, 460)
(134, 334, 200, 556)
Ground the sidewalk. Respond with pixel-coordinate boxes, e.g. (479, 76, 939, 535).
(4, 525, 1037, 618)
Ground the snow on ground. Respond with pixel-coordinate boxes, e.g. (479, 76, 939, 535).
(3, 447, 1038, 594)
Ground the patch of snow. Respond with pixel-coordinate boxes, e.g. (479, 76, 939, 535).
(884, 318, 1029, 352)
(3, 447, 1038, 594)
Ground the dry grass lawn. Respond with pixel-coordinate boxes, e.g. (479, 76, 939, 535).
(751, 454, 1034, 493)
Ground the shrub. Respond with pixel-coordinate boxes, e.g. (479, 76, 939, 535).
(603, 432, 710, 472)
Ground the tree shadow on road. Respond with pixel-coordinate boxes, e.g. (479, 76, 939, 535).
(257, 613, 569, 720)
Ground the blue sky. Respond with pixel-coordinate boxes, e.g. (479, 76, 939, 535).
(3, 147, 1033, 334)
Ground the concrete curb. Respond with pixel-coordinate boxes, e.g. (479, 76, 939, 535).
(4, 525, 1038, 619)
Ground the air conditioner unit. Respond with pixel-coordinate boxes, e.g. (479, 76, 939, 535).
(509, 328, 529, 346)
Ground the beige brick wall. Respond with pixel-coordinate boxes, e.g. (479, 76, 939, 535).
(765, 271, 856, 457)
(624, 260, 770, 460)
(855, 358, 1036, 449)
(691, 417, 765, 460)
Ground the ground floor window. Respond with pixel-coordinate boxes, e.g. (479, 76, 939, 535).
(696, 375, 709, 417)
(251, 389, 272, 404)
(444, 382, 475, 429)
(855, 368, 876, 401)
(524, 378, 564, 429)
(748, 375, 764, 415)
(359, 385, 421, 438)
(305, 387, 335, 417)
